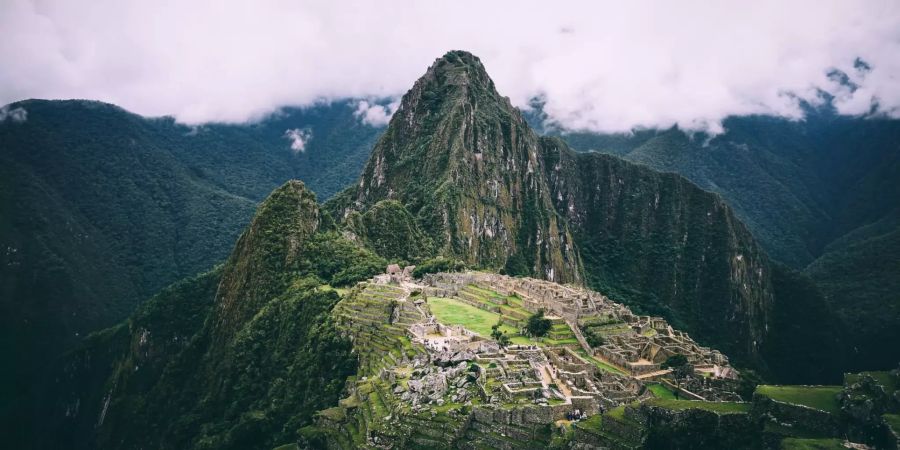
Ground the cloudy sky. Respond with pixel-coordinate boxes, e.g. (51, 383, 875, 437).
(2, 0, 899, 132)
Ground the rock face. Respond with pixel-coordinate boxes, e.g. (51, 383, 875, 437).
(332, 50, 774, 366)
(540, 138, 773, 364)
(329, 51, 581, 283)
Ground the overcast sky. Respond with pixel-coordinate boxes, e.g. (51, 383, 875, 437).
(2, 0, 899, 132)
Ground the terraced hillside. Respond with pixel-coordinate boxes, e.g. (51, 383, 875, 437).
(306, 270, 900, 449)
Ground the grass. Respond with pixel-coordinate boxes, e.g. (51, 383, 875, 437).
(574, 413, 603, 432)
(575, 349, 627, 375)
(845, 371, 898, 395)
(647, 383, 676, 399)
(884, 414, 900, 432)
(646, 398, 750, 414)
(427, 297, 517, 337)
(755, 385, 842, 414)
(428, 296, 583, 347)
(779, 438, 846, 450)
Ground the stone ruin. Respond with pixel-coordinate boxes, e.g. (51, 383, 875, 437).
(377, 264, 417, 284)
(420, 271, 741, 398)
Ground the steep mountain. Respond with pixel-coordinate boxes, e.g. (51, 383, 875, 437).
(326, 51, 814, 374)
(539, 139, 773, 365)
(328, 51, 581, 284)
(0, 99, 383, 444)
(539, 111, 900, 372)
(49, 181, 380, 450)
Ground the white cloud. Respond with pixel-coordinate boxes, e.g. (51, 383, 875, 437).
(283, 128, 311, 152)
(1, 0, 899, 133)
(0, 106, 27, 123)
(354, 99, 400, 127)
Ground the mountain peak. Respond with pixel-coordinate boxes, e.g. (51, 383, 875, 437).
(211, 179, 320, 343)
(397, 50, 501, 114)
(334, 51, 582, 284)
(430, 50, 490, 79)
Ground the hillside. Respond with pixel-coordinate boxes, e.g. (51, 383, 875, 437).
(0, 99, 383, 443)
(49, 181, 381, 449)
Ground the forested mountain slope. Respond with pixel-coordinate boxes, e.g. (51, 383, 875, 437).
(0, 99, 383, 443)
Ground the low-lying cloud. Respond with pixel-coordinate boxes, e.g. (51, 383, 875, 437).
(1, 0, 899, 133)
(354, 100, 400, 127)
(283, 128, 312, 152)
(0, 106, 27, 123)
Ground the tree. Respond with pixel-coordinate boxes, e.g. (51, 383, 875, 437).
(491, 321, 511, 347)
(583, 326, 605, 348)
(662, 354, 693, 380)
(526, 309, 552, 338)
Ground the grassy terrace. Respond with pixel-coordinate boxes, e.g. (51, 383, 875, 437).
(646, 398, 750, 414)
(427, 296, 580, 347)
(573, 413, 603, 432)
(574, 349, 628, 375)
(884, 414, 900, 433)
(647, 383, 676, 399)
(427, 296, 518, 337)
(755, 385, 842, 414)
(779, 437, 847, 450)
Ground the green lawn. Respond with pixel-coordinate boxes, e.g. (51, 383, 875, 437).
(429, 296, 582, 348)
(755, 385, 842, 414)
(647, 383, 677, 399)
(647, 398, 750, 414)
(427, 297, 518, 337)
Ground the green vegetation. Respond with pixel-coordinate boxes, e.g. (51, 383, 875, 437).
(647, 383, 677, 399)
(347, 200, 433, 261)
(0, 98, 385, 445)
(646, 398, 751, 414)
(525, 309, 552, 338)
(427, 297, 517, 337)
(884, 414, 900, 432)
(41, 180, 382, 449)
(490, 321, 511, 347)
(779, 437, 847, 450)
(575, 351, 627, 375)
(411, 256, 466, 278)
(755, 385, 842, 414)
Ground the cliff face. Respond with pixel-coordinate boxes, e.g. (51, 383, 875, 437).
(540, 137, 773, 363)
(330, 51, 581, 283)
